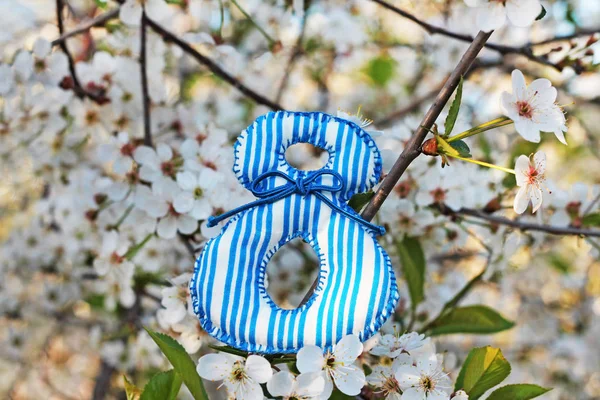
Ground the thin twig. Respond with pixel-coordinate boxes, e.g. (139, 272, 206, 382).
(275, 4, 309, 103)
(374, 59, 503, 128)
(145, 17, 283, 111)
(445, 206, 600, 237)
(375, 84, 443, 128)
(55, 0, 107, 103)
(140, 11, 152, 147)
(51, 8, 120, 47)
(371, 0, 600, 71)
(583, 193, 600, 216)
(91, 361, 116, 400)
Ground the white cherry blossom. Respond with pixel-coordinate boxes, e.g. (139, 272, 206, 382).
(370, 332, 427, 358)
(296, 334, 366, 397)
(514, 151, 547, 214)
(197, 353, 272, 400)
(366, 364, 403, 400)
(173, 169, 222, 220)
(395, 354, 452, 400)
(93, 230, 135, 278)
(135, 180, 198, 239)
(97, 132, 136, 175)
(502, 69, 567, 145)
(267, 371, 326, 399)
(159, 273, 191, 326)
(134, 144, 177, 183)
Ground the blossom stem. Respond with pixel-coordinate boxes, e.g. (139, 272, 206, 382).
(114, 204, 134, 229)
(125, 233, 154, 260)
(447, 116, 512, 142)
(230, 0, 276, 46)
(446, 153, 515, 174)
(217, 0, 225, 39)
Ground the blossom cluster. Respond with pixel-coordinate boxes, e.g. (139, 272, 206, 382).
(196, 332, 465, 400)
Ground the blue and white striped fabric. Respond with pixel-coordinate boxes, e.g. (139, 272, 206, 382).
(190, 111, 399, 353)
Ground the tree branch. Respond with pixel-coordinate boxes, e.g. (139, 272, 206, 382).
(275, 4, 309, 103)
(375, 82, 444, 128)
(54, 0, 110, 103)
(361, 30, 494, 221)
(140, 11, 152, 147)
(299, 30, 494, 307)
(145, 18, 283, 111)
(371, 0, 600, 71)
(91, 361, 116, 400)
(51, 8, 119, 47)
(444, 206, 600, 238)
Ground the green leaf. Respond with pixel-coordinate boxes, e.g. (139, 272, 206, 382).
(348, 191, 375, 213)
(444, 76, 463, 136)
(536, 6, 547, 21)
(548, 254, 572, 274)
(450, 140, 472, 158)
(365, 55, 396, 87)
(487, 384, 552, 400)
(94, 0, 108, 9)
(145, 329, 208, 400)
(427, 305, 515, 336)
(124, 375, 142, 400)
(582, 212, 600, 227)
(140, 370, 182, 400)
(455, 346, 511, 400)
(396, 236, 425, 309)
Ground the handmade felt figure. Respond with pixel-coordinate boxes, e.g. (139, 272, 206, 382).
(190, 111, 399, 353)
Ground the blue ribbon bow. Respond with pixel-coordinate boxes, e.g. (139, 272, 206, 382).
(206, 169, 385, 235)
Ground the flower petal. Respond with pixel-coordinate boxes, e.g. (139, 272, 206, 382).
(553, 127, 568, 145)
(245, 355, 273, 384)
(506, 0, 542, 27)
(514, 185, 530, 214)
(533, 151, 546, 175)
(133, 146, 159, 167)
(33, 38, 51, 58)
(296, 372, 326, 397)
(531, 186, 543, 213)
(296, 345, 325, 373)
(514, 155, 530, 187)
(334, 334, 363, 363)
(157, 142, 173, 161)
(477, 2, 507, 31)
(332, 364, 365, 396)
(196, 353, 233, 381)
(266, 371, 294, 397)
(514, 119, 541, 143)
(157, 216, 178, 239)
(394, 365, 421, 389)
(119, 0, 142, 26)
(177, 215, 198, 234)
(173, 192, 195, 214)
(176, 171, 197, 191)
(511, 69, 527, 101)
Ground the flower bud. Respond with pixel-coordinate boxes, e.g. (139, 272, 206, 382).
(421, 138, 439, 156)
